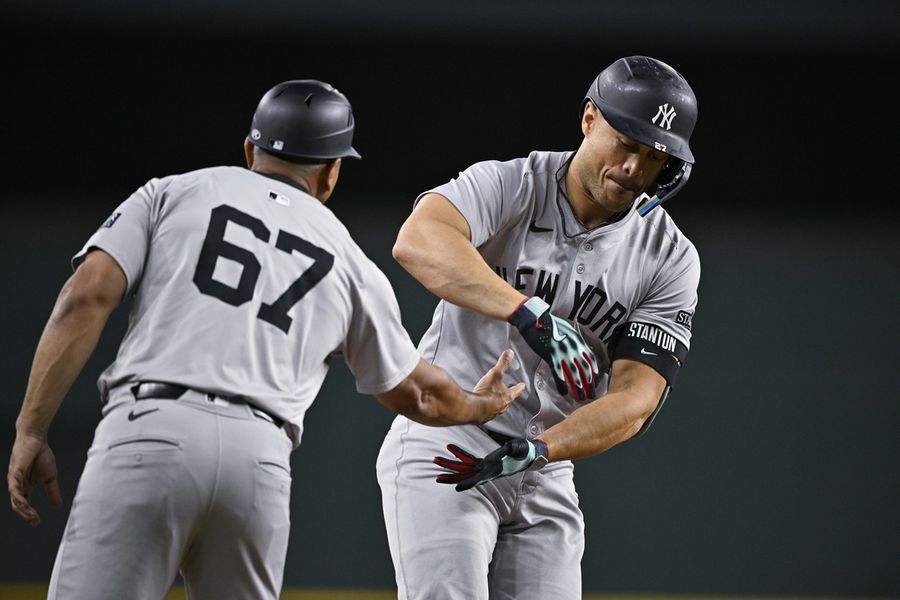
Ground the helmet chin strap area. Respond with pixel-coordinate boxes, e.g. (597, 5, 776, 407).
(636, 193, 663, 217)
(636, 161, 692, 217)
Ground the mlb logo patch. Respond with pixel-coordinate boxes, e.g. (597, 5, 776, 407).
(676, 310, 693, 329)
(268, 190, 291, 206)
(103, 212, 122, 228)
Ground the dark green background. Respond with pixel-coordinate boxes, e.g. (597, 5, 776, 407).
(2, 2, 898, 596)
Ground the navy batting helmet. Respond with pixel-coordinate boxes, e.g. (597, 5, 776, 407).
(249, 79, 361, 161)
(584, 56, 698, 214)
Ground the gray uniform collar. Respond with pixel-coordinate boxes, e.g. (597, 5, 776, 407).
(254, 170, 310, 195)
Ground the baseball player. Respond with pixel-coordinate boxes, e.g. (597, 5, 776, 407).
(7, 80, 525, 600)
(376, 56, 701, 599)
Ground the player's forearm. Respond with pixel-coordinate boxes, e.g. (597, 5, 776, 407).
(393, 220, 525, 321)
(539, 360, 667, 462)
(537, 390, 655, 462)
(16, 286, 115, 438)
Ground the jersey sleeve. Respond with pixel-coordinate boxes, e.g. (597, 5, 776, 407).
(71, 178, 163, 297)
(421, 159, 525, 248)
(341, 259, 421, 395)
(611, 240, 700, 387)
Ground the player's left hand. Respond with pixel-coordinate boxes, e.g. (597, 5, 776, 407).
(433, 438, 549, 492)
(7, 433, 63, 526)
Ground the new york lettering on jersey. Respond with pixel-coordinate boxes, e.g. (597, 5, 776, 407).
(425, 150, 698, 391)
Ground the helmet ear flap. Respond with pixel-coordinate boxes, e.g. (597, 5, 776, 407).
(653, 159, 688, 198)
(637, 161, 692, 217)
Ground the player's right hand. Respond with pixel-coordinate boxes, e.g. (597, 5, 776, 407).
(433, 437, 549, 491)
(7, 433, 63, 526)
(471, 349, 526, 423)
(508, 296, 599, 400)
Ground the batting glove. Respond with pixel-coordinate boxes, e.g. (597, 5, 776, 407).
(433, 438, 550, 492)
(508, 296, 599, 400)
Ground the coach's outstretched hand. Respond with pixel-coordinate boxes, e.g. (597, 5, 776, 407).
(434, 438, 550, 492)
(470, 349, 527, 424)
(508, 296, 599, 400)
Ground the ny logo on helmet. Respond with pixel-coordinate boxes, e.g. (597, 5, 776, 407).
(651, 103, 677, 130)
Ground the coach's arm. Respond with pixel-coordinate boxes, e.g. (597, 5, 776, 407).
(376, 350, 524, 427)
(9, 249, 125, 525)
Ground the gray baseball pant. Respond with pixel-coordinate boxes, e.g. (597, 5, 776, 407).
(48, 388, 292, 600)
(377, 416, 584, 600)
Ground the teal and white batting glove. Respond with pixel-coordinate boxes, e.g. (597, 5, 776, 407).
(433, 438, 550, 492)
(508, 296, 599, 401)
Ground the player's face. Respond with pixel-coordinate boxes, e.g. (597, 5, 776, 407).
(574, 108, 669, 218)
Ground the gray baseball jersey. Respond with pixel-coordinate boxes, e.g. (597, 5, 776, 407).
(74, 166, 421, 447)
(52, 166, 422, 600)
(419, 150, 699, 439)
(377, 150, 700, 600)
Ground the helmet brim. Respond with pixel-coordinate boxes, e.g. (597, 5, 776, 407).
(598, 102, 694, 164)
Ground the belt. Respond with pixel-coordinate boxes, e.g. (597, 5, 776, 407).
(130, 382, 285, 428)
(481, 427, 515, 446)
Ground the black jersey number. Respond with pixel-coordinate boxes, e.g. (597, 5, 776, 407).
(192, 205, 334, 334)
